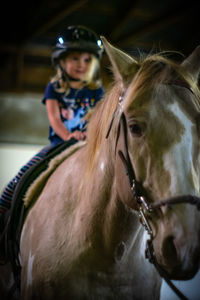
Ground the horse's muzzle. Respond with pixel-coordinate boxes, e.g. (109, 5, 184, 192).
(161, 236, 199, 280)
(151, 194, 200, 280)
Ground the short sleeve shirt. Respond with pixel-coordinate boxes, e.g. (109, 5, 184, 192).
(42, 81, 104, 145)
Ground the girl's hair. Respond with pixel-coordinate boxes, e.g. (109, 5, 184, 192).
(50, 53, 102, 94)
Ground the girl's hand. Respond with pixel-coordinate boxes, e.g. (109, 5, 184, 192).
(69, 130, 85, 141)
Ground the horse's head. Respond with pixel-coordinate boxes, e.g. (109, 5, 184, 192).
(102, 37, 200, 280)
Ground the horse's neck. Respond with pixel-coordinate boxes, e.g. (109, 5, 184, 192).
(76, 144, 142, 257)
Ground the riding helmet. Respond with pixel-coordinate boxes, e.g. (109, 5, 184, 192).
(52, 25, 103, 65)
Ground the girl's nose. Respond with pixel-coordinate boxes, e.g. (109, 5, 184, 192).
(79, 59, 85, 68)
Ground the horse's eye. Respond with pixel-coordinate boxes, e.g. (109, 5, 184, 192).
(129, 124, 143, 136)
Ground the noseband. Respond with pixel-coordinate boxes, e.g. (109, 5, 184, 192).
(106, 90, 200, 300)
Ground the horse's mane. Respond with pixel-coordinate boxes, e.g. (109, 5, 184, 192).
(85, 51, 200, 176)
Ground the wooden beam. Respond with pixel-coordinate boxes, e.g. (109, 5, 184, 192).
(16, 49, 24, 90)
(0, 44, 51, 58)
(117, 6, 195, 48)
(110, 0, 140, 41)
(23, 0, 88, 44)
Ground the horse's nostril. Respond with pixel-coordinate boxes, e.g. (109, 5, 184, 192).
(162, 235, 178, 267)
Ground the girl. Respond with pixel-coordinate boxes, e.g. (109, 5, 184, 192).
(0, 25, 104, 221)
(44, 25, 104, 146)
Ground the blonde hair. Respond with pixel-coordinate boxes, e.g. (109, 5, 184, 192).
(50, 53, 102, 94)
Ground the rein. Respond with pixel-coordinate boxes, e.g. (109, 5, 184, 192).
(106, 85, 200, 300)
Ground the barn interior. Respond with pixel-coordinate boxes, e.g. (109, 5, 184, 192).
(0, 1, 200, 298)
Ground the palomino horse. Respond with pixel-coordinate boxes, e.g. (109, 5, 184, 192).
(2, 38, 200, 299)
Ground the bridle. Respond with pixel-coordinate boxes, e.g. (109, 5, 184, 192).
(106, 89, 200, 300)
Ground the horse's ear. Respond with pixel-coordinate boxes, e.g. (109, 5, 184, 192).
(181, 46, 200, 82)
(101, 36, 139, 87)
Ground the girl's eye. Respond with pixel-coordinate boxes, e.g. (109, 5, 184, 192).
(84, 58, 91, 63)
(129, 123, 143, 137)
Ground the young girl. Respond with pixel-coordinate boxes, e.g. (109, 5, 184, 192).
(0, 25, 104, 221)
(44, 25, 104, 146)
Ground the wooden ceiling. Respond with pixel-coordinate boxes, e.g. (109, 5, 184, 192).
(0, 0, 199, 93)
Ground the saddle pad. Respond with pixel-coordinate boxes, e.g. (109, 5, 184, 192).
(24, 140, 86, 208)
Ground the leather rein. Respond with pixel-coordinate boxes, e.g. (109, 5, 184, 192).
(106, 89, 200, 300)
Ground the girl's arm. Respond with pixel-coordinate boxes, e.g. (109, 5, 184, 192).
(46, 99, 84, 141)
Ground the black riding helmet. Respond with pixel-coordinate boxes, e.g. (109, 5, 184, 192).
(52, 25, 103, 65)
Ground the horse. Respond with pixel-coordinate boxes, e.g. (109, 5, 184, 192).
(1, 37, 200, 300)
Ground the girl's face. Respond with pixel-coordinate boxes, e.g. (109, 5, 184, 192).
(62, 52, 92, 80)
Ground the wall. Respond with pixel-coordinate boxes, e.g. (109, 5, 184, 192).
(0, 143, 41, 192)
(0, 92, 49, 145)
